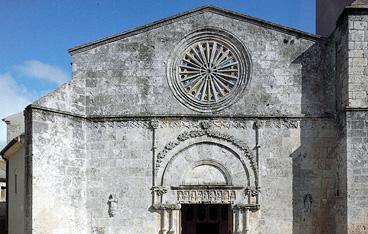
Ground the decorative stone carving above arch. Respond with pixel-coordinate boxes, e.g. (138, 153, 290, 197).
(160, 140, 252, 188)
(155, 128, 259, 187)
(152, 124, 260, 234)
(153, 126, 260, 208)
(152, 126, 260, 233)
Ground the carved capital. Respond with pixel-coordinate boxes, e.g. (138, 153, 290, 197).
(244, 186, 261, 197)
(153, 203, 181, 210)
(233, 203, 260, 211)
(152, 186, 168, 196)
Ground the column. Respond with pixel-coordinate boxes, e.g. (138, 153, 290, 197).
(155, 204, 181, 234)
(161, 209, 168, 234)
(169, 209, 180, 234)
(244, 208, 250, 234)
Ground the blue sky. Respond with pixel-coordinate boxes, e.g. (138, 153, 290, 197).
(0, 0, 315, 149)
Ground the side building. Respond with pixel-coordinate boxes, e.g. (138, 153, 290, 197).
(0, 112, 25, 234)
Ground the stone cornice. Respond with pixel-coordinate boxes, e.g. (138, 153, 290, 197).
(338, 4, 368, 25)
(27, 104, 335, 120)
(345, 5, 368, 13)
(345, 107, 368, 111)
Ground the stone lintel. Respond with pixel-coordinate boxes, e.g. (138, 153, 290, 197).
(171, 185, 244, 190)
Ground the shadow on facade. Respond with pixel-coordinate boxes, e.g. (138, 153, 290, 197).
(291, 41, 337, 234)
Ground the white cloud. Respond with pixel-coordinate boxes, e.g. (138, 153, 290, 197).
(0, 60, 71, 150)
(16, 60, 70, 86)
(0, 73, 36, 149)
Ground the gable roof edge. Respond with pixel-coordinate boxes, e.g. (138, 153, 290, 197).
(68, 5, 331, 55)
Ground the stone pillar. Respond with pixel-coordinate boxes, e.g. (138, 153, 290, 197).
(161, 209, 168, 234)
(244, 208, 250, 234)
(168, 209, 180, 234)
(154, 204, 181, 234)
(236, 208, 243, 234)
(233, 204, 259, 234)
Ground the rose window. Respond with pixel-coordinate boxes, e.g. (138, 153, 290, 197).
(179, 41, 239, 103)
(168, 29, 251, 112)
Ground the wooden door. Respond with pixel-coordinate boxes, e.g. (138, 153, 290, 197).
(181, 204, 232, 234)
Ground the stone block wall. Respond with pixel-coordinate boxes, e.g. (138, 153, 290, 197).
(346, 111, 368, 233)
(259, 119, 336, 234)
(86, 120, 158, 234)
(33, 78, 86, 116)
(69, 10, 335, 118)
(26, 108, 88, 233)
(347, 14, 368, 108)
(335, 8, 368, 234)
(78, 117, 337, 233)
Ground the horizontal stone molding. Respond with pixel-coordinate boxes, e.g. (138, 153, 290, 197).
(28, 104, 335, 120)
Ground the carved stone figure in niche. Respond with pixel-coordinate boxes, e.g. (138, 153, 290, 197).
(108, 194, 118, 217)
(184, 191, 189, 200)
(217, 191, 222, 200)
(209, 190, 215, 201)
(224, 191, 229, 200)
(198, 191, 203, 201)
(178, 191, 184, 201)
(304, 194, 313, 215)
(230, 191, 236, 201)
(191, 191, 196, 201)
(203, 191, 208, 200)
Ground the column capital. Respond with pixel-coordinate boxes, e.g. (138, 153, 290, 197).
(153, 203, 181, 210)
(233, 203, 260, 211)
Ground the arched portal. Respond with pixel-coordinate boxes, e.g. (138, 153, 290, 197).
(152, 130, 260, 234)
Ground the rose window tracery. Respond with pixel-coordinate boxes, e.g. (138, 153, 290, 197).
(168, 29, 251, 112)
(179, 41, 239, 103)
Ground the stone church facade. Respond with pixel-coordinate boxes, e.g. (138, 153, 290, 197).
(2, 2, 368, 234)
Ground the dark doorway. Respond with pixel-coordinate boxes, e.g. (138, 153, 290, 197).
(196, 223, 219, 234)
(181, 204, 232, 234)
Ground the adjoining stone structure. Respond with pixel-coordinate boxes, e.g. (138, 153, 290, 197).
(2, 3, 368, 234)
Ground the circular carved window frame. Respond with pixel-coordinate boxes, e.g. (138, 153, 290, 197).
(168, 28, 252, 113)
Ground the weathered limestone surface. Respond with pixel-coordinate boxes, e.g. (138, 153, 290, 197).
(26, 109, 88, 233)
(347, 15, 368, 108)
(38, 11, 335, 118)
(19, 5, 368, 234)
(346, 111, 368, 234)
(335, 7, 368, 234)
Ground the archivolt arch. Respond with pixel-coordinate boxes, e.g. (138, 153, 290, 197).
(156, 128, 259, 188)
(161, 140, 251, 187)
(152, 127, 261, 229)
